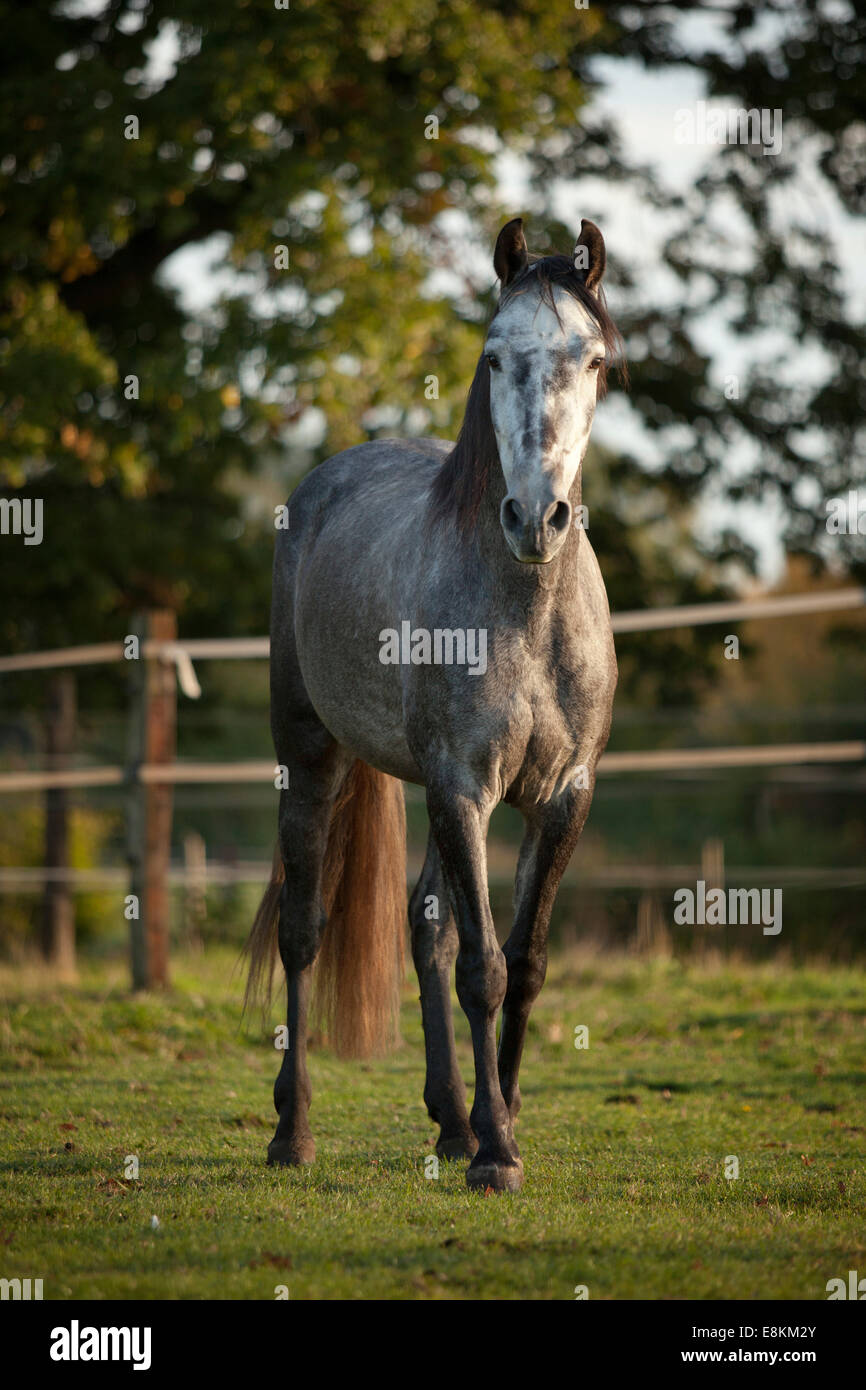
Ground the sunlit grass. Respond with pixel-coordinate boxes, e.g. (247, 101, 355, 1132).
(0, 946, 863, 1299)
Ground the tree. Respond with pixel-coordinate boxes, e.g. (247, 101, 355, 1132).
(0, 0, 607, 650)
(537, 0, 866, 577)
(7, 0, 829, 712)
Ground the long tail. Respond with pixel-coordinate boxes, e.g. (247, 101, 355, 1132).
(243, 760, 407, 1059)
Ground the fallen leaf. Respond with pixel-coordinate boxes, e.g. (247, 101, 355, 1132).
(249, 1252, 293, 1270)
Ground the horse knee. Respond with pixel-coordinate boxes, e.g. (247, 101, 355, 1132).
(277, 888, 324, 975)
(456, 946, 507, 1020)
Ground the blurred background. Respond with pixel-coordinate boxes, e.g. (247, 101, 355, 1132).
(1, 0, 864, 975)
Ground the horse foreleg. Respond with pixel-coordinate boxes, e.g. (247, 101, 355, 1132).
(498, 790, 590, 1122)
(409, 832, 477, 1160)
(427, 784, 521, 1192)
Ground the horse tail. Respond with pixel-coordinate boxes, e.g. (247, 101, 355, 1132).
(244, 760, 407, 1060)
(243, 841, 284, 1022)
(314, 760, 407, 1058)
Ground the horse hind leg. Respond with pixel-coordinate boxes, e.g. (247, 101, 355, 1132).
(409, 832, 477, 1160)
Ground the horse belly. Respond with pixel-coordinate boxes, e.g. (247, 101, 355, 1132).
(294, 601, 423, 784)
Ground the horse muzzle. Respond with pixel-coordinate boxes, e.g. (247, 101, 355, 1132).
(500, 493, 572, 563)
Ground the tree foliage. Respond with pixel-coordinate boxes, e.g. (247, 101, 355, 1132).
(1, 0, 861, 682)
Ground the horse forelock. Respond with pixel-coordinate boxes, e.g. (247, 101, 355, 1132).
(500, 255, 625, 401)
(429, 254, 625, 537)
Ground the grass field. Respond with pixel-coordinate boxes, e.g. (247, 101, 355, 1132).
(1, 945, 864, 1300)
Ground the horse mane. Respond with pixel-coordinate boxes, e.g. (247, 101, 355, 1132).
(428, 253, 626, 536)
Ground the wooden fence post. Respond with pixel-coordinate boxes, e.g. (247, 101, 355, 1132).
(126, 610, 177, 989)
(42, 671, 76, 975)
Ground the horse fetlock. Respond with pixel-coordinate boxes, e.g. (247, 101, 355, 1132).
(425, 1087, 475, 1157)
(274, 1077, 312, 1114)
(468, 1104, 517, 1156)
(436, 1128, 479, 1161)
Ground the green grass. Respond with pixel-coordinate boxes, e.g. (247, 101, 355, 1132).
(1, 946, 864, 1300)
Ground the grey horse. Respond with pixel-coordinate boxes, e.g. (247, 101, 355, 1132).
(246, 217, 623, 1192)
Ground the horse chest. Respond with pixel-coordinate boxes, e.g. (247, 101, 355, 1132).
(519, 680, 592, 793)
(490, 643, 613, 806)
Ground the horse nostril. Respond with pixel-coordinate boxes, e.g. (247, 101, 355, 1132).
(501, 497, 524, 535)
(544, 499, 572, 537)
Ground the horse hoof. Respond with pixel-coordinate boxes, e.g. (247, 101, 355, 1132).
(466, 1156, 524, 1193)
(436, 1131, 479, 1161)
(267, 1136, 316, 1167)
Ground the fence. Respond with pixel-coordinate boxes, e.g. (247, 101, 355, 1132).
(1, 586, 864, 985)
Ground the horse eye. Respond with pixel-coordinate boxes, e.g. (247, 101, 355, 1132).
(588, 356, 604, 371)
(486, 352, 501, 371)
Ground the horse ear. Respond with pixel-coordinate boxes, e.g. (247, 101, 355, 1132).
(494, 217, 529, 288)
(573, 219, 606, 294)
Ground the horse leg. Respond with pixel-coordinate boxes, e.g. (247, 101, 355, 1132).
(268, 732, 352, 1166)
(426, 783, 521, 1192)
(409, 831, 477, 1160)
(498, 791, 589, 1123)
